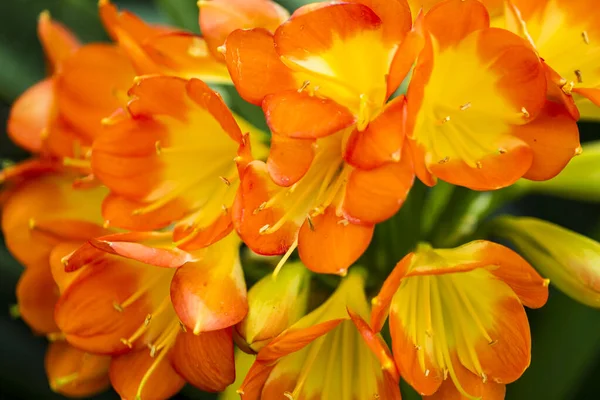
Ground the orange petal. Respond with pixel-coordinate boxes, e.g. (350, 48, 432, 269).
(345, 0, 412, 43)
(517, 100, 581, 181)
(55, 254, 161, 354)
(256, 319, 343, 363)
(45, 341, 111, 398)
(90, 233, 194, 268)
(109, 349, 185, 400)
(424, 0, 490, 51)
(371, 253, 413, 332)
(389, 305, 443, 396)
(49, 241, 86, 292)
(224, 28, 297, 105)
(170, 234, 247, 333)
(342, 147, 414, 224)
(233, 161, 299, 255)
(474, 296, 532, 384)
(16, 265, 60, 334)
(170, 328, 235, 392)
(55, 43, 135, 141)
(387, 11, 425, 97)
(7, 78, 53, 153)
(263, 90, 356, 139)
(408, 139, 437, 187)
(298, 207, 374, 275)
(344, 95, 407, 170)
(38, 11, 80, 70)
(142, 33, 231, 82)
(173, 209, 233, 251)
(348, 309, 399, 382)
(239, 361, 275, 399)
(199, 0, 289, 59)
(267, 134, 315, 187)
(427, 137, 533, 191)
(573, 87, 600, 108)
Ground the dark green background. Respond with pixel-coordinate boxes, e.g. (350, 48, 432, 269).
(0, 1, 598, 399)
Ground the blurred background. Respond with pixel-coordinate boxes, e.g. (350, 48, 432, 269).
(0, 0, 599, 399)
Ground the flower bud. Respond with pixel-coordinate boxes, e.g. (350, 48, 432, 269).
(235, 262, 310, 352)
(493, 216, 600, 307)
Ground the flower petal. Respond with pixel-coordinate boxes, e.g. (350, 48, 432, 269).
(199, 0, 289, 59)
(16, 265, 60, 334)
(170, 234, 247, 333)
(387, 11, 425, 97)
(224, 28, 297, 105)
(170, 328, 235, 392)
(38, 11, 80, 69)
(7, 78, 53, 153)
(233, 161, 300, 255)
(109, 349, 185, 400)
(342, 147, 414, 224)
(267, 133, 315, 187)
(263, 90, 356, 139)
(45, 341, 111, 397)
(425, 375, 505, 400)
(173, 209, 233, 251)
(346, 0, 412, 43)
(517, 100, 581, 181)
(298, 207, 374, 275)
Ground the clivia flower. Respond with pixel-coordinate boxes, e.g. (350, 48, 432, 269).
(225, 0, 419, 274)
(53, 230, 246, 399)
(91, 75, 265, 248)
(238, 270, 401, 400)
(371, 241, 549, 399)
(505, 0, 600, 120)
(406, 0, 580, 190)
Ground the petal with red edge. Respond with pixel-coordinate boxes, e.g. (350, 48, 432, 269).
(45, 341, 111, 397)
(239, 361, 275, 400)
(7, 78, 53, 153)
(517, 100, 581, 181)
(387, 12, 425, 98)
(170, 328, 235, 392)
(342, 147, 414, 224)
(173, 209, 233, 251)
(109, 349, 185, 400)
(233, 161, 300, 255)
(170, 234, 247, 333)
(38, 11, 80, 69)
(16, 266, 60, 334)
(199, 0, 289, 59)
(267, 133, 315, 187)
(345, 0, 412, 43)
(224, 28, 297, 105)
(263, 90, 356, 139)
(298, 207, 374, 275)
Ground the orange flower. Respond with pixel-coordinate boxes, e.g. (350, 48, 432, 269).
(504, 0, 600, 121)
(8, 11, 136, 161)
(371, 241, 549, 399)
(238, 271, 401, 400)
(225, 0, 418, 274)
(406, 0, 580, 190)
(91, 75, 264, 248)
(53, 230, 245, 398)
(2, 171, 112, 397)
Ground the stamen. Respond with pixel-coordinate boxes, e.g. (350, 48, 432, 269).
(575, 146, 583, 156)
(561, 81, 574, 95)
(441, 116, 451, 124)
(307, 215, 315, 231)
(298, 80, 310, 93)
(438, 156, 449, 164)
(113, 302, 124, 312)
(219, 176, 231, 186)
(289, 335, 327, 398)
(459, 102, 472, 111)
(337, 218, 349, 226)
(574, 69, 583, 83)
(582, 31, 590, 44)
(272, 239, 298, 278)
(498, 148, 507, 154)
(542, 278, 551, 287)
(62, 157, 91, 169)
(259, 224, 270, 234)
(476, 161, 482, 169)
(236, 389, 245, 395)
(520, 107, 530, 118)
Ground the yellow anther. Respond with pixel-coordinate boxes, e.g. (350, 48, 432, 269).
(542, 278, 551, 287)
(521, 107, 530, 118)
(391, 150, 401, 162)
(259, 224, 270, 234)
(476, 161, 483, 169)
(498, 148, 507, 154)
(284, 392, 294, 399)
(337, 268, 348, 277)
(575, 69, 583, 83)
(298, 80, 310, 93)
(221, 204, 228, 214)
(460, 102, 472, 111)
(217, 44, 226, 55)
(441, 115, 451, 124)
(562, 81, 574, 95)
(438, 156, 449, 164)
(236, 389, 245, 395)
(219, 176, 231, 186)
(254, 201, 267, 214)
(113, 302, 124, 312)
(307, 215, 315, 231)
(489, 339, 498, 346)
(103, 220, 111, 228)
(337, 218, 349, 226)
(575, 146, 583, 156)
(155, 141, 162, 155)
(120, 338, 133, 348)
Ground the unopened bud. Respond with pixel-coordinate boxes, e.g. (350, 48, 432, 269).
(493, 216, 600, 307)
(235, 262, 310, 352)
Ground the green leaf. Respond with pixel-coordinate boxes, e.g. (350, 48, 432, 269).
(155, 0, 200, 32)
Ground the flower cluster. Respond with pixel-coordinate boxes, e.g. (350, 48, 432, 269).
(2, 0, 600, 399)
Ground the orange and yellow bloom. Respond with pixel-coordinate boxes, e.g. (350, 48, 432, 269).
(372, 241, 549, 399)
